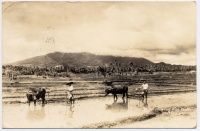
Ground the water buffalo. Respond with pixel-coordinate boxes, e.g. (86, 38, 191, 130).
(105, 82, 128, 102)
(26, 87, 46, 106)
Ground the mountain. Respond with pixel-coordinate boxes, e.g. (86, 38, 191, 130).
(10, 52, 154, 68)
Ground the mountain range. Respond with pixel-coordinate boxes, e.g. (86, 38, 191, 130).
(10, 52, 155, 68)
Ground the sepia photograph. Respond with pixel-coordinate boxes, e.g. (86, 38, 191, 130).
(2, 0, 197, 128)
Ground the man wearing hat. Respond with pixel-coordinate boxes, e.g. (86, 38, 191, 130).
(68, 83, 74, 92)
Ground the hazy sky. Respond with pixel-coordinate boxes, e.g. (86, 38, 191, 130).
(2, 1, 196, 65)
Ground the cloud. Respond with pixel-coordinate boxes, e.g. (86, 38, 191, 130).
(134, 44, 196, 55)
(2, 2, 196, 65)
(154, 53, 196, 65)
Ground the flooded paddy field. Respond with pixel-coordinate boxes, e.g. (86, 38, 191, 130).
(2, 92, 196, 128)
(2, 72, 197, 128)
(2, 81, 196, 104)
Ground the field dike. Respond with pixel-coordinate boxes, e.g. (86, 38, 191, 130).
(82, 104, 196, 128)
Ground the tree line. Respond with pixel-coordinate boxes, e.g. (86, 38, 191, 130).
(2, 63, 196, 78)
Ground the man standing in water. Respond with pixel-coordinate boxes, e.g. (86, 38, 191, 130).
(67, 83, 74, 104)
(137, 80, 149, 103)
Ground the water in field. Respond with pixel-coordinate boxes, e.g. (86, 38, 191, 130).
(2, 80, 196, 128)
(3, 92, 197, 128)
(2, 97, 150, 128)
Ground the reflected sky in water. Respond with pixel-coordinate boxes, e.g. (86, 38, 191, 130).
(3, 97, 151, 128)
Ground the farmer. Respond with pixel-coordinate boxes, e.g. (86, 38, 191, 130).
(137, 80, 149, 102)
(66, 83, 74, 104)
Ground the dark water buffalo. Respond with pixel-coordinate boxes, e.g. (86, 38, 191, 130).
(26, 87, 46, 106)
(104, 82, 128, 102)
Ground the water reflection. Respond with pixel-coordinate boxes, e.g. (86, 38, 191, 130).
(65, 103, 75, 119)
(26, 106, 45, 121)
(137, 98, 148, 109)
(68, 104, 74, 118)
(105, 99, 128, 112)
(65, 104, 75, 126)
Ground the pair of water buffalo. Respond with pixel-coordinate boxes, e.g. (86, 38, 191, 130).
(26, 87, 74, 106)
(26, 87, 46, 106)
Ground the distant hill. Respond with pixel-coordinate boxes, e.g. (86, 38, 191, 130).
(10, 52, 155, 68)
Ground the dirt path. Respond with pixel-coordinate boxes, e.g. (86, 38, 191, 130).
(2, 92, 196, 128)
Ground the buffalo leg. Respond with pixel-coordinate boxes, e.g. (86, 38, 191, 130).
(42, 96, 46, 106)
(113, 95, 117, 102)
(42, 98, 45, 106)
(34, 100, 36, 106)
(126, 92, 128, 98)
(122, 93, 125, 101)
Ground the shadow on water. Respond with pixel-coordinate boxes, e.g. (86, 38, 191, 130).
(26, 106, 45, 121)
(105, 99, 128, 112)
